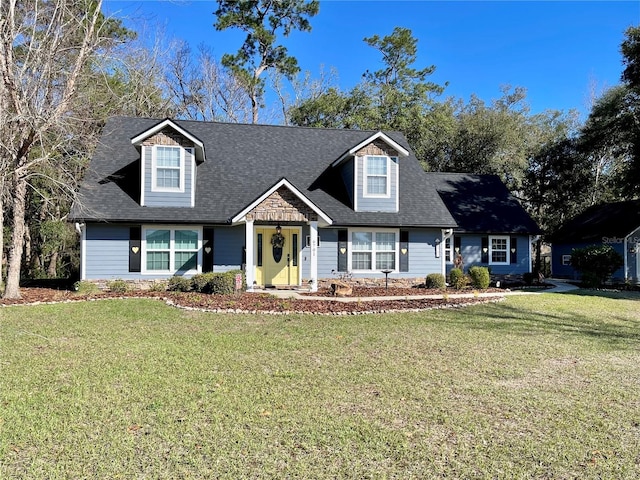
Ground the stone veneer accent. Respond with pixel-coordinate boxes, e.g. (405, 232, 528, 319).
(246, 186, 318, 223)
(355, 139, 399, 157)
(142, 128, 194, 148)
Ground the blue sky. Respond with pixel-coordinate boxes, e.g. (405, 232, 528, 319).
(104, 1, 640, 119)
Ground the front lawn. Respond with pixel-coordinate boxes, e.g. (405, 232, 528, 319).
(1, 292, 639, 478)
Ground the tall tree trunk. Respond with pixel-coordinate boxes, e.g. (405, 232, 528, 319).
(0, 177, 4, 287)
(47, 251, 58, 278)
(3, 174, 27, 299)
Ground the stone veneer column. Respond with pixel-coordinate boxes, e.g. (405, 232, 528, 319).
(245, 218, 254, 291)
(309, 220, 318, 292)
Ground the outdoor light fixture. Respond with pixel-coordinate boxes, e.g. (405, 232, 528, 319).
(276, 224, 282, 234)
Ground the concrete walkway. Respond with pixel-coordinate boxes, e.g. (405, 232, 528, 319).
(254, 278, 580, 302)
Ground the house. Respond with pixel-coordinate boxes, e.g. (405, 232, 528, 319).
(550, 200, 640, 283)
(69, 116, 540, 291)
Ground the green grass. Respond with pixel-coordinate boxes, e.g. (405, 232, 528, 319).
(1, 292, 639, 478)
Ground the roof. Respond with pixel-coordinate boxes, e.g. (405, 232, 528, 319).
(70, 116, 457, 228)
(430, 173, 541, 234)
(550, 199, 640, 244)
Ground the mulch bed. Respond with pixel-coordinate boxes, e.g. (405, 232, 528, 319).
(304, 286, 504, 297)
(0, 287, 504, 315)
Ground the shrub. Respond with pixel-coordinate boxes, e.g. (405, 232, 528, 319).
(570, 245, 624, 287)
(167, 276, 192, 292)
(191, 272, 217, 293)
(73, 280, 99, 295)
(149, 281, 168, 292)
(468, 266, 490, 290)
(107, 278, 129, 293)
(425, 273, 446, 290)
(449, 268, 468, 290)
(207, 273, 235, 295)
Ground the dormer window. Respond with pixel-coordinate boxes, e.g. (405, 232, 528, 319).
(152, 146, 184, 192)
(365, 156, 390, 197)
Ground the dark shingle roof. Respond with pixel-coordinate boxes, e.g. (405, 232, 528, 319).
(550, 199, 640, 243)
(70, 116, 457, 228)
(430, 173, 541, 234)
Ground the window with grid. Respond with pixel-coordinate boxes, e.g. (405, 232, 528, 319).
(365, 156, 388, 196)
(174, 230, 198, 271)
(351, 230, 397, 271)
(144, 228, 199, 273)
(155, 146, 181, 190)
(490, 236, 509, 264)
(146, 229, 170, 271)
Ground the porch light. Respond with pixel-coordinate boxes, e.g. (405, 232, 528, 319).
(276, 224, 282, 234)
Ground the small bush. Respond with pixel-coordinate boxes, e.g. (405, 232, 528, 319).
(167, 276, 192, 292)
(425, 273, 446, 290)
(107, 278, 129, 293)
(191, 272, 217, 293)
(73, 280, 99, 295)
(468, 266, 490, 290)
(149, 281, 168, 292)
(449, 268, 468, 290)
(206, 273, 236, 295)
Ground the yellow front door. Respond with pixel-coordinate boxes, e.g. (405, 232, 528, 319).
(255, 227, 300, 287)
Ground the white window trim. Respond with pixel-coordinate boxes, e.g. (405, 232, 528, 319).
(348, 228, 399, 273)
(489, 235, 510, 265)
(363, 155, 391, 198)
(151, 145, 185, 193)
(141, 225, 202, 275)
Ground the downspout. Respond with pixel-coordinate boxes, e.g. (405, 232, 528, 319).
(441, 228, 454, 277)
(75, 223, 86, 281)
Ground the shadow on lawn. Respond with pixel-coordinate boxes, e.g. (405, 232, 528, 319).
(448, 296, 640, 348)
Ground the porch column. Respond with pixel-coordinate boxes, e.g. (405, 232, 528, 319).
(309, 220, 318, 292)
(245, 218, 254, 291)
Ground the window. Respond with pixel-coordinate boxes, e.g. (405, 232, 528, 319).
(489, 235, 509, 265)
(365, 156, 389, 196)
(350, 230, 397, 271)
(562, 254, 571, 266)
(144, 227, 200, 273)
(153, 146, 183, 191)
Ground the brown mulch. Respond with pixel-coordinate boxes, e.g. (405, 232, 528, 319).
(0, 287, 504, 315)
(304, 286, 504, 297)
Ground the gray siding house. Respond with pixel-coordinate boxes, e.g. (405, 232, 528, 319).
(70, 117, 540, 291)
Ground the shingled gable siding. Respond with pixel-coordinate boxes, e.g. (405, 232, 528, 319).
(354, 140, 399, 212)
(247, 186, 317, 222)
(142, 129, 194, 208)
(445, 234, 532, 276)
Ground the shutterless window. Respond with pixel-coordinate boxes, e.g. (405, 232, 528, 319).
(365, 156, 388, 196)
(155, 146, 181, 189)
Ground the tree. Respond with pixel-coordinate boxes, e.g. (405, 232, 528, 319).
(214, 0, 320, 123)
(570, 245, 624, 287)
(290, 27, 449, 167)
(0, 0, 128, 298)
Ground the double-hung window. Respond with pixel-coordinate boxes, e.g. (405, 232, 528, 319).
(144, 227, 200, 273)
(154, 146, 183, 191)
(489, 236, 509, 265)
(351, 230, 397, 271)
(365, 156, 389, 197)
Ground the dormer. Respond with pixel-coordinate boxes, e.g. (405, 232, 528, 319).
(131, 119, 206, 208)
(332, 132, 409, 213)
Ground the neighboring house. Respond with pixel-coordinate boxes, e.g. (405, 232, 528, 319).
(69, 117, 539, 291)
(550, 200, 640, 283)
